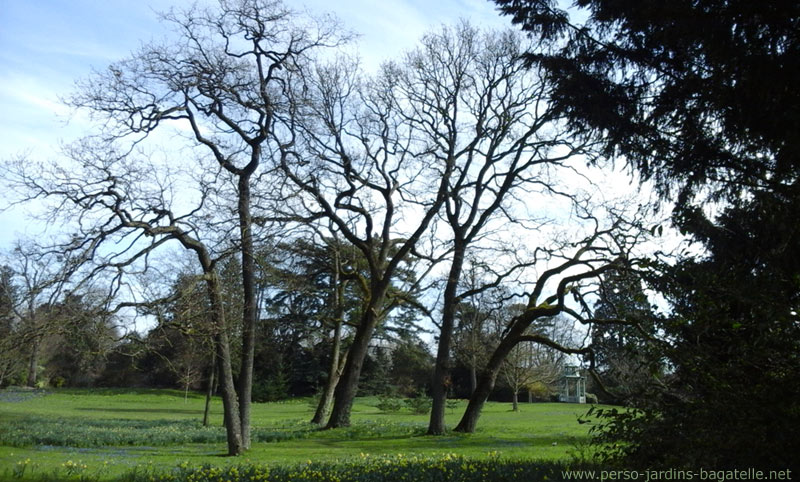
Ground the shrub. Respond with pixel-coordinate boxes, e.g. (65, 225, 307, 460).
(404, 396, 432, 414)
(374, 396, 403, 413)
(252, 371, 290, 402)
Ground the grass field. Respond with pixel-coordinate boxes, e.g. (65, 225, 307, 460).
(0, 388, 600, 481)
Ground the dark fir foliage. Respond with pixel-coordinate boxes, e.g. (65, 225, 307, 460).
(358, 347, 393, 396)
(492, 0, 799, 469)
(96, 335, 148, 388)
(590, 189, 800, 469)
(0, 266, 22, 386)
(389, 333, 435, 397)
(256, 239, 355, 400)
(492, 0, 799, 202)
(42, 294, 116, 387)
(589, 270, 661, 404)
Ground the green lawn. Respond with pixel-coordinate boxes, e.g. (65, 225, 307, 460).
(0, 388, 600, 480)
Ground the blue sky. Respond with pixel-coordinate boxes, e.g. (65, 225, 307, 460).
(0, 0, 509, 248)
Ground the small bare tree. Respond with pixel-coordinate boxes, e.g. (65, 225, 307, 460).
(499, 314, 574, 410)
(451, 264, 495, 398)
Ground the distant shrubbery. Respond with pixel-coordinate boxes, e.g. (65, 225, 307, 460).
(373, 395, 432, 414)
(404, 396, 432, 414)
(374, 396, 403, 413)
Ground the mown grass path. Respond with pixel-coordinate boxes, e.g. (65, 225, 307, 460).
(0, 388, 599, 480)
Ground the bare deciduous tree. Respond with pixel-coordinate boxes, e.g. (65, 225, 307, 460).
(278, 51, 453, 428)
(3, 142, 246, 454)
(1, 241, 89, 387)
(378, 23, 600, 435)
(63, 0, 349, 451)
(454, 212, 646, 432)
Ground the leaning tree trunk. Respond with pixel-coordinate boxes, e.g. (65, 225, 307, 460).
(428, 246, 465, 435)
(205, 275, 243, 455)
(312, 322, 346, 424)
(326, 284, 388, 428)
(313, 249, 347, 424)
(215, 330, 243, 455)
(454, 333, 520, 433)
(325, 316, 376, 428)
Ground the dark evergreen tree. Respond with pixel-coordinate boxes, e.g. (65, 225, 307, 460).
(389, 333, 435, 397)
(42, 292, 117, 387)
(495, 0, 800, 468)
(96, 334, 148, 388)
(492, 0, 800, 204)
(0, 265, 22, 386)
(590, 270, 660, 403)
(359, 347, 393, 396)
(590, 190, 800, 468)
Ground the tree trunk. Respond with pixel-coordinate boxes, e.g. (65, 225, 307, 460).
(312, 322, 345, 424)
(326, 285, 387, 428)
(469, 362, 477, 397)
(184, 366, 190, 403)
(237, 175, 257, 451)
(454, 332, 520, 433)
(325, 319, 374, 428)
(215, 329, 243, 455)
(312, 344, 347, 425)
(26, 333, 41, 387)
(205, 274, 243, 455)
(512, 389, 519, 411)
(203, 352, 217, 427)
(313, 247, 346, 425)
(428, 245, 464, 435)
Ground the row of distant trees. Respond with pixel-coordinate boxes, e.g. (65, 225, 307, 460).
(0, 244, 116, 388)
(0, 238, 596, 405)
